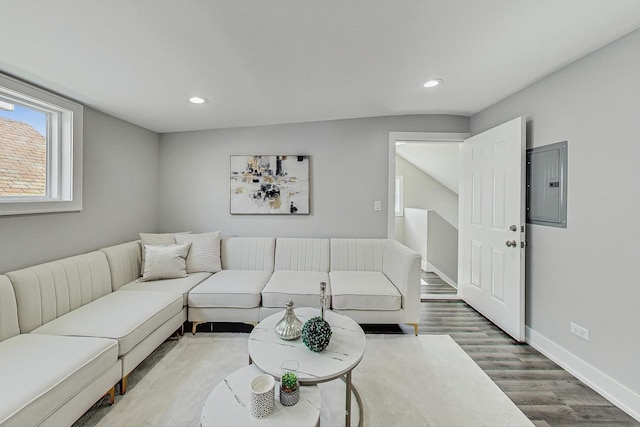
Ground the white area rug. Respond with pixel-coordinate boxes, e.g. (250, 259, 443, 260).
(76, 334, 532, 427)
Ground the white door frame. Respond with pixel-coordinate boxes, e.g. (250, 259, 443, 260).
(387, 131, 470, 240)
(388, 131, 469, 298)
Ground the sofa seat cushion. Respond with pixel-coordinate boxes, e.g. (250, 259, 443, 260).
(0, 334, 118, 426)
(118, 272, 211, 306)
(188, 270, 271, 308)
(31, 290, 183, 355)
(329, 271, 401, 311)
(261, 271, 330, 308)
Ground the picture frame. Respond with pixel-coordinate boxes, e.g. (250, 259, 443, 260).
(229, 155, 309, 215)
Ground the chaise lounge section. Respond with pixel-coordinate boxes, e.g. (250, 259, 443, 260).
(0, 275, 121, 427)
(5, 250, 186, 395)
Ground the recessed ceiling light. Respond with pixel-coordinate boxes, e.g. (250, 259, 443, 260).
(423, 79, 443, 88)
(189, 96, 208, 104)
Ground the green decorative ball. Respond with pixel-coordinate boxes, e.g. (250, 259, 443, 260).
(301, 316, 332, 352)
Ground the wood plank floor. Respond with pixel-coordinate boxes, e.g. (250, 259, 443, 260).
(421, 270, 457, 296)
(363, 299, 638, 426)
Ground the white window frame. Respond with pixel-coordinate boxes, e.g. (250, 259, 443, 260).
(0, 73, 82, 215)
(395, 175, 404, 217)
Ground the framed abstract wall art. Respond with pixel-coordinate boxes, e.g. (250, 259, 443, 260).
(230, 155, 309, 215)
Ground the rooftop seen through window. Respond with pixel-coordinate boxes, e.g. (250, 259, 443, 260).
(0, 100, 48, 197)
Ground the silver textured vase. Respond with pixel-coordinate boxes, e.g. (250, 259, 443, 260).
(275, 299, 302, 340)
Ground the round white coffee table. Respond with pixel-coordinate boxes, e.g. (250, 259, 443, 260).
(201, 364, 321, 426)
(248, 308, 366, 427)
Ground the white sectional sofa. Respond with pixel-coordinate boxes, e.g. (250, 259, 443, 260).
(0, 234, 419, 426)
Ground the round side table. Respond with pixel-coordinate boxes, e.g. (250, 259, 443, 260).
(201, 364, 320, 426)
(248, 307, 366, 427)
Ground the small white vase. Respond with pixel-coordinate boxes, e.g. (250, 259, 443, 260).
(249, 374, 275, 418)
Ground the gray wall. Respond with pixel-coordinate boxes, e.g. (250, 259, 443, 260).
(158, 115, 468, 238)
(471, 29, 640, 407)
(396, 155, 459, 227)
(395, 156, 459, 282)
(0, 107, 160, 273)
(426, 210, 458, 284)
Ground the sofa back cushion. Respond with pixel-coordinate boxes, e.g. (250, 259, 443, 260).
(0, 275, 20, 341)
(100, 241, 142, 291)
(221, 237, 275, 271)
(175, 231, 222, 273)
(5, 251, 112, 333)
(330, 238, 388, 272)
(275, 238, 330, 272)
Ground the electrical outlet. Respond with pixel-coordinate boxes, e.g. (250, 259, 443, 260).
(570, 322, 589, 341)
(374, 201, 381, 211)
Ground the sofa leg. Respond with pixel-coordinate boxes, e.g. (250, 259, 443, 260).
(180, 323, 185, 336)
(170, 327, 182, 339)
(192, 321, 201, 335)
(106, 386, 115, 405)
(119, 375, 128, 395)
(406, 323, 419, 336)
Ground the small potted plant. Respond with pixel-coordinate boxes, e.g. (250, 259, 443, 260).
(279, 361, 300, 406)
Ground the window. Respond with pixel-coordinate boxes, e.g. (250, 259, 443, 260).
(395, 175, 403, 216)
(0, 73, 82, 215)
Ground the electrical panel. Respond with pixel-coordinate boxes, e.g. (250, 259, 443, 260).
(526, 141, 567, 228)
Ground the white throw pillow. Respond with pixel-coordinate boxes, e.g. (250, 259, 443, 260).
(175, 231, 222, 273)
(139, 232, 190, 275)
(139, 243, 192, 281)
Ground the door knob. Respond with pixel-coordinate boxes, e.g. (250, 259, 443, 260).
(505, 240, 517, 248)
(509, 225, 518, 232)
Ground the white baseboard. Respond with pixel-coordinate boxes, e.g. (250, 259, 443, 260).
(526, 327, 640, 422)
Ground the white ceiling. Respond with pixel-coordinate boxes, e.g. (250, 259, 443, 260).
(396, 143, 460, 194)
(2, 1, 640, 133)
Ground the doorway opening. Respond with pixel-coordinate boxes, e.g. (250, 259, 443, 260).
(388, 132, 469, 300)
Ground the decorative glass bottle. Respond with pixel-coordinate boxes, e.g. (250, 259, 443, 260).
(275, 299, 302, 340)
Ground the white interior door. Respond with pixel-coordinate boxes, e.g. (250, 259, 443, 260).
(458, 117, 526, 342)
